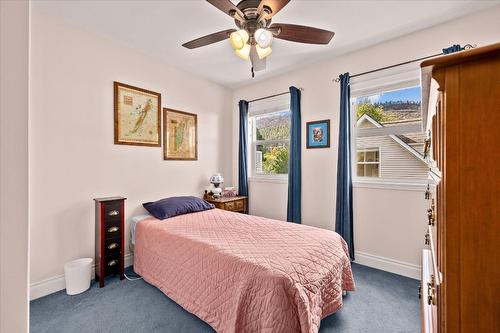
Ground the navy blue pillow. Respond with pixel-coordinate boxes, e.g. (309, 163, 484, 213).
(143, 196, 215, 220)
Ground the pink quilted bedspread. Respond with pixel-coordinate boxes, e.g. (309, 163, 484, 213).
(134, 208, 355, 333)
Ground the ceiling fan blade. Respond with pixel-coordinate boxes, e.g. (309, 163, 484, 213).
(182, 29, 236, 49)
(271, 23, 334, 44)
(206, 0, 245, 20)
(258, 0, 291, 19)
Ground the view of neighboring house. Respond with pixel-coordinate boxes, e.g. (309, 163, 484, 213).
(356, 113, 428, 180)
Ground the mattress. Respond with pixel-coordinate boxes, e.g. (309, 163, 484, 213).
(134, 208, 355, 333)
(129, 213, 152, 248)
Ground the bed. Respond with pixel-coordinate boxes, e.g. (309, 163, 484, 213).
(134, 208, 355, 333)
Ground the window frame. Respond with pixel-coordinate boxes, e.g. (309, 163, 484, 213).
(356, 147, 381, 178)
(248, 108, 291, 184)
(350, 64, 428, 191)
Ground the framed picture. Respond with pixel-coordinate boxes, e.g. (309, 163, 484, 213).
(114, 81, 161, 147)
(306, 119, 330, 149)
(163, 108, 198, 160)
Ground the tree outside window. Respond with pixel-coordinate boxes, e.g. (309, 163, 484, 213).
(251, 110, 291, 177)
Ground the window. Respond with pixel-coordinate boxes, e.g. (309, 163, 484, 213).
(248, 95, 291, 181)
(357, 148, 380, 177)
(251, 111, 290, 176)
(351, 66, 428, 188)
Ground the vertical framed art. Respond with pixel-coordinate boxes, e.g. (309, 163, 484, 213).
(163, 108, 198, 160)
(306, 119, 330, 149)
(114, 81, 161, 147)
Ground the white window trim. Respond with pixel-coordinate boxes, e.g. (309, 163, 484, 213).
(350, 64, 426, 191)
(248, 94, 291, 183)
(353, 179, 428, 191)
(350, 62, 420, 98)
(249, 175, 288, 184)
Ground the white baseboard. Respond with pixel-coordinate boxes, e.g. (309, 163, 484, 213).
(30, 253, 134, 301)
(354, 251, 420, 280)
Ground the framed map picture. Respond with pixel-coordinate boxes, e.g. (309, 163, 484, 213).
(164, 108, 198, 160)
(306, 119, 330, 149)
(114, 81, 161, 146)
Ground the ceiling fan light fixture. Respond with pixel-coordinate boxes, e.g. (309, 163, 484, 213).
(229, 29, 249, 50)
(256, 45, 272, 59)
(182, 1, 335, 76)
(234, 43, 251, 60)
(255, 28, 273, 48)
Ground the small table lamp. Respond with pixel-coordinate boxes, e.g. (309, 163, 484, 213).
(210, 173, 224, 198)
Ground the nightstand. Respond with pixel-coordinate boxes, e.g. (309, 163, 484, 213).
(204, 196, 247, 213)
(94, 196, 126, 287)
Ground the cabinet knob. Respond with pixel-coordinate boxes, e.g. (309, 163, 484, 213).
(427, 294, 435, 306)
(107, 226, 119, 233)
(427, 199, 436, 226)
(107, 260, 118, 267)
(107, 243, 119, 250)
(108, 210, 119, 216)
(423, 137, 431, 159)
(425, 184, 431, 200)
(427, 274, 436, 305)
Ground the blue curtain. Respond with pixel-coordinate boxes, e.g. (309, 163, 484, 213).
(287, 87, 301, 224)
(442, 44, 463, 54)
(335, 73, 354, 260)
(238, 100, 249, 197)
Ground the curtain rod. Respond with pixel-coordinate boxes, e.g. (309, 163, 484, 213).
(332, 44, 475, 83)
(247, 87, 304, 104)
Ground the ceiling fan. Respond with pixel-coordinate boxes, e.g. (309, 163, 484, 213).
(182, 0, 335, 77)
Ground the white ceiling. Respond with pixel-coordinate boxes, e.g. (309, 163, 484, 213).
(33, 0, 499, 88)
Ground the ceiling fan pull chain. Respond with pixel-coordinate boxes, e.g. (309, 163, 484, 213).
(251, 66, 255, 78)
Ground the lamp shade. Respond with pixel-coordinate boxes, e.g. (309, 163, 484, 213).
(230, 29, 249, 50)
(256, 45, 272, 59)
(255, 28, 273, 48)
(210, 173, 224, 185)
(234, 43, 251, 60)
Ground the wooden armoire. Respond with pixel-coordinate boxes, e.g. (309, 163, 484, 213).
(420, 43, 500, 332)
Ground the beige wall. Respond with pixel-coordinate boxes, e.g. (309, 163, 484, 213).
(0, 0, 30, 331)
(232, 6, 500, 277)
(29, 12, 232, 286)
(27, 4, 500, 298)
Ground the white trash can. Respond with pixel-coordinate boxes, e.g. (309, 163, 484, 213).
(64, 258, 93, 295)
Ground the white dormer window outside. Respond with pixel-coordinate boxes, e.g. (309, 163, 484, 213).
(357, 148, 380, 177)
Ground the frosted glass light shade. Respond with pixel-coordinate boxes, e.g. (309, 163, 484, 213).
(256, 45, 272, 59)
(210, 173, 224, 185)
(234, 44, 251, 60)
(230, 29, 249, 50)
(255, 28, 273, 48)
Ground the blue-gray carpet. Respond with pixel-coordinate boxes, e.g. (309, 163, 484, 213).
(30, 263, 420, 333)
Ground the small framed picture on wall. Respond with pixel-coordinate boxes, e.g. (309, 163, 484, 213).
(114, 81, 161, 147)
(306, 119, 330, 149)
(163, 108, 198, 160)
